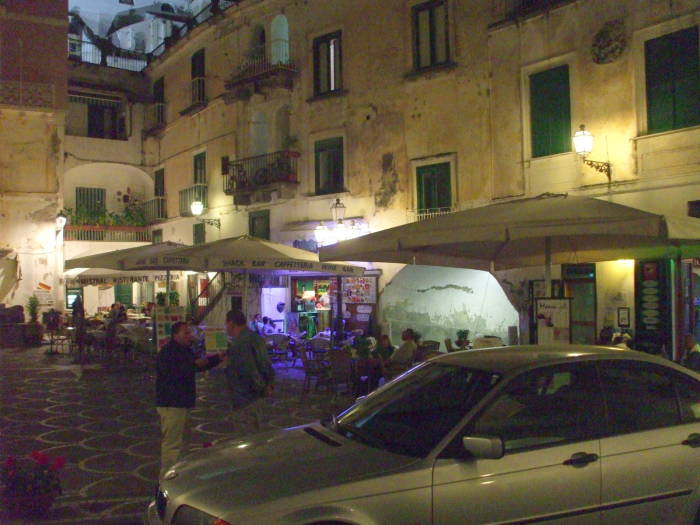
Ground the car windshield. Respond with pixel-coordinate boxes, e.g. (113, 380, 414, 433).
(333, 362, 499, 457)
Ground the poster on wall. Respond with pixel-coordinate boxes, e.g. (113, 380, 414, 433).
(35, 282, 54, 307)
(536, 298, 571, 344)
(342, 277, 377, 304)
(155, 306, 185, 351)
(204, 330, 228, 352)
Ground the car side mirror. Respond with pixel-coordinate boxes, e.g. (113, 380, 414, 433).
(462, 435, 504, 460)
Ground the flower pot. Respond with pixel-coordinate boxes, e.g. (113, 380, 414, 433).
(1, 492, 55, 518)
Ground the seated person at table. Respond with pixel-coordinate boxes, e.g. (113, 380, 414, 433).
(374, 334, 395, 362)
(385, 328, 419, 379)
(249, 313, 263, 334)
(262, 317, 276, 335)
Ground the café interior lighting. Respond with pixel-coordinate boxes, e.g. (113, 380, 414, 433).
(572, 124, 612, 182)
(190, 200, 221, 230)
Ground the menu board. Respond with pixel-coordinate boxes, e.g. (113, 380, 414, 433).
(342, 277, 376, 304)
(155, 306, 185, 351)
(536, 298, 571, 344)
(635, 260, 671, 356)
(204, 330, 228, 352)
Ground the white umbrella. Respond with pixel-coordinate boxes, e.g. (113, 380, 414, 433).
(64, 267, 180, 286)
(319, 193, 700, 294)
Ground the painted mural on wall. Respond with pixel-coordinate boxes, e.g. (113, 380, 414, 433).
(380, 265, 518, 349)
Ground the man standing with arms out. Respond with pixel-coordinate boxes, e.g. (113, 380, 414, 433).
(156, 321, 222, 479)
(225, 310, 274, 431)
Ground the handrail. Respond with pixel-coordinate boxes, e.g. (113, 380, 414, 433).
(224, 150, 300, 195)
(190, 272, 228, 324)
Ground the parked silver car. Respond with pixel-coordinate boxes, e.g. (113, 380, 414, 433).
(146, 345, 700, 525)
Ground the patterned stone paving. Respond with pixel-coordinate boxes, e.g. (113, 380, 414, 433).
(0, 346, 353, 524)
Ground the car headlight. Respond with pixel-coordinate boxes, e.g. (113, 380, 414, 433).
(172, 505, 231, 525)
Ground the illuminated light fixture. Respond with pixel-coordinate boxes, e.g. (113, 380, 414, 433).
(572, 124, 612, 183)
(330, 198, 346, 223)
(333, 219, 348, 241)
(314, 221, 328, 244)
(190, 200, 221, 230)
(55, 210, 67, 230)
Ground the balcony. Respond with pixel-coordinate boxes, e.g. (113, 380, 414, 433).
(223, 150, 300, 206)
(64, 225, 151, 242)
(68, 39, 148, 72)
(179, 184, 208, 216)
(492, 0, 572, 22)
(142, 197, 167, 224)
(224, 58, 298, 102)
(0, 80, 55, 108)
(407, 207, 455, 223)
(180, 78, 207, 116)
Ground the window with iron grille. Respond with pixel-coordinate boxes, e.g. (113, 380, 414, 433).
(193, 153, 206, 184)
(193, 223, 206, 245)
(417, 162, 451, 212)
(75, 187, 106, 212)
(645, 26, 700, 134)
(68, 93, 125, 140)
(413, 0, 449, 70)
(152, 229, 163, 244)
(314, 137, 344, 195)
(313, 31, 342, 96)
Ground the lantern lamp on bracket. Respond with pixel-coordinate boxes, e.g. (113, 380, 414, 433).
(572, 124, 612, 183)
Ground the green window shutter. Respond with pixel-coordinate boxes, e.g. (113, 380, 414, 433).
(249, 209, 271, 240)
(646, 26, 700, 134)
(193, 153, 206, 184)
(413, 1, 449, 69)
(154, 169, 165, 197)
(530, 64, 571, 158)
(313, 32, 342, 95)
(114, 283, 133, 308)
(417, 162, 451, 211)
(193, 223, 205, 245)
(152, 229, 163, 244)
(314, 137, 344, 195)
(75, 187, 106, 212)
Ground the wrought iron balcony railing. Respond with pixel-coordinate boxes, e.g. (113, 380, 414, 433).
(0, 80, 55, 108)
(179, 184, 208, 216)
(64, 225, 151, 242)
(68, 39, 148, 72)
(407, 207, 455, 222)
(224, 150, 300, 195)
(142, 197, 167, 224)
(225, 56, 298, 91)
(192, 77, 206, 105)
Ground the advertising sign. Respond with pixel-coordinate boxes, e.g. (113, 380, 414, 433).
(635, 260, 671, 356)
(536, 298, 571, 344)
(154, 306, 185, 351)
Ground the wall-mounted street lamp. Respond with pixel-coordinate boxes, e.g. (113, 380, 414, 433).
(55, 210, 67, 231)
(572, 124, 612, 183)
(314, 199, 368, 247)
(190, 200, 221, 230)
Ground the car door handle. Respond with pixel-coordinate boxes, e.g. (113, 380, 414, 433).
(682, 433, 700, 447)
(563, 452, 599, 467)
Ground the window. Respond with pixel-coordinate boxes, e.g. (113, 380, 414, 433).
(599, 362, 680, 434)
(193, 153, 206, 185)
(193, 222, 206, 245)
(249, 210, 270, 240)
(152, 229, 163, 244)
(75, 187, 106, 213)
(154, 169, 165, 197)
(413, 0, 449, 70)
(645, 26, 700, 134)
(191, 49, 206, 105)
(221, 156, 229, 176)
(529, 64, 571, 158)
(314, 137, 344, 195)
(313, 32, 342, 96)
(673, 373, 700, 424)
(470, 363, 603, 452)
(153, 77, 165, 125)
(67, 94, 125, 140)
(416, 162, 451, 212)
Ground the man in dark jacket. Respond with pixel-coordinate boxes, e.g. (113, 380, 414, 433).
(156, 321, 221, 479)
(225, 310, 274, 431)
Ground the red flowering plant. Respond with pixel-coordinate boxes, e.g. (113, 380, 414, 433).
(2, 452, 66, 497)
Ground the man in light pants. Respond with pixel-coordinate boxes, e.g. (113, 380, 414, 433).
(155, 321, 221, 479)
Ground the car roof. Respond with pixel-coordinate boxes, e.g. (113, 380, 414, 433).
(433, 344, 674, 375)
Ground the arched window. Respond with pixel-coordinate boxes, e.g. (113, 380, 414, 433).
(270, 15, 289, 65)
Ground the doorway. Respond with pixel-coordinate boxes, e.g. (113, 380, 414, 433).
(563, 264, 597, 344)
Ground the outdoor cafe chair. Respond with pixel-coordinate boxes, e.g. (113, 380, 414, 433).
(328, 346, 353, 397)
(267, 333, 290, 363)
(299, 348, 330, 394)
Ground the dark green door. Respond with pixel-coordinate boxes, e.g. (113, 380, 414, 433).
(417, 162, 451, 211)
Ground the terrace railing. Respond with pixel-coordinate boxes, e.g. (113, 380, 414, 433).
(179, 184, 208, 216)
(64, 225, 151, 242)
(142, 197, 167, 224)
(224, 150, 300, 195)
(407, 207, 455, 222)
(68, 40, 148, 72)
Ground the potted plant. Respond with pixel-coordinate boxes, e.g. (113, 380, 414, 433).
(156, 290, 179, 306)
(1, 452, 65, 518)
(456, 329, 470, 349)
(25, 295, 44, 346)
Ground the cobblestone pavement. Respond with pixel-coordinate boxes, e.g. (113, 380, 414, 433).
(0, 346, 354, 524)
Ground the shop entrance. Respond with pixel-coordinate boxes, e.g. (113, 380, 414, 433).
(563, 264, 597, 344)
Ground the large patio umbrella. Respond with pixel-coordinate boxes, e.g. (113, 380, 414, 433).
(318, 193, 700, 293)
(65, 242, 188, 304)
(64, 267, 180, 286)
(105, 3, 192, 36)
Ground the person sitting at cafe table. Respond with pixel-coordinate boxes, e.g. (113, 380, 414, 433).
(374, 334, 395, 362)
(385, 328, 419, 379)
(262, 317, 276, 335)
